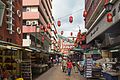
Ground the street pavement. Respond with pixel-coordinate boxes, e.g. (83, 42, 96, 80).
(34, 64, 87, 80)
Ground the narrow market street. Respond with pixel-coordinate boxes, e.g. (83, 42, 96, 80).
(0, 0, 120, 80)
(34, 65, 86, 80)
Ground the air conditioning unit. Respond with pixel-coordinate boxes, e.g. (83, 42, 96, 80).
(32, 21, 38, 26)
(26, 21, 31, 26)
(26, 7, 30, 12)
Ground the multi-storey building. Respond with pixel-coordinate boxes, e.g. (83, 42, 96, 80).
(85, 0, 120, 79)
(22, 0, 53, 52)
(0, 0, 24, 78)
(85, 0, 120, 50)
(51, 23, 58, 53)
(0, 0, 22, 45)
(58, 36, 74, 55)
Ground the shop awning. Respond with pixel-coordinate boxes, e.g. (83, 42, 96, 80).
(70, 47, 83, 53)
(91, 49, 101, 54)
(0, 0, 5, 26)
(28, 46, 41, 52)
(84, 49, 101, 54)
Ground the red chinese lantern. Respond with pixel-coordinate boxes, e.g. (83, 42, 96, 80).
(63, 39, 64, 42)
(54, 30, 57, 34)
(57, 20, 61, 27)
(73, 38, 74, 41)
(68, 38, 69, 42)
(42, 36, 44, 43)
(54, 46, 56, 50)
(80, 41, 82, 45)
(58, 39, 60, 43)
(47, 23, 51, 29)
(70, 32, 73, 36)
(107, 13, 112, 22)
(40, 25, 44, 30)
(82, 35, 85, 41)
(69, 16, 73, 23)
(105, 0, 108, 4)
(83, 10, 87, 17)
(61, 31, 63, 35)
(44, 28, 47, 32)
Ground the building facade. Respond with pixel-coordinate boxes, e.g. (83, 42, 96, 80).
(85, 0, 120, 49)
(85, 0, 120, 79)
(22, 0, 53, 52)
(50, 23, 58, 53)
(0, 0, 24, 79)
(0, 0, 22, 45)
(57, 35, 75, 55)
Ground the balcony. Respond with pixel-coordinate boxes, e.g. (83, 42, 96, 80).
(39, 10, 46, 25)
(85, 0, 93, 10)
(23, 12, 40, 20)
(23, 0, 40, 6)
(42, 0, 51, 22)
(85, 0, 104, 29)
(39, 2, 49, 23)
(23, 26, 40, 33)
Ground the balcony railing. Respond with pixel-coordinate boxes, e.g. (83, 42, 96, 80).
(23, 12, 39, 20)
(23, 26, 36, 33)
(23, 0, 40, 6)
(85, 0, 105, 29)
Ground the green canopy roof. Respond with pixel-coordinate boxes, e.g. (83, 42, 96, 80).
(70, 47, 83, 53)
(84, 49, 101, 54)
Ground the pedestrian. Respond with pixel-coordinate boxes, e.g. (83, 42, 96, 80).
(73, 61, 78, 73)
(67, 59, 73, 76)
(61, 59, 67, 72)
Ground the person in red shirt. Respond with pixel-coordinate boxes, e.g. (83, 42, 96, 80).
(67, 59, 73, 76)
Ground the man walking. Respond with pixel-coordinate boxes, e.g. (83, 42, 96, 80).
(67, 59, 73, 76)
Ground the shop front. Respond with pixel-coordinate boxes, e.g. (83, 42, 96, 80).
(0, 41, 22, 80)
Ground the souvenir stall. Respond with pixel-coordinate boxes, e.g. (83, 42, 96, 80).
(97, 50, 120, 80)
(0, 43, 22, 79)
(84, 49, 102, 79)
(21, 48, 32, 80)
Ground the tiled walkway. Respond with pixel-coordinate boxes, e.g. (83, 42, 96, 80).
(34, 65, 87, 80)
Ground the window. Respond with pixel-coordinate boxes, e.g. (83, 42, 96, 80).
(23, 33, 27, 39)
(22, 20, 26, 25)
(118, 3, 120, 12)
(6, 38, 12, 42)
(7, 38, 9, 42)
(112, 9, 116, 17)
(31, 7, 38, 12)
(22, 7, 26, 12)
(26, 7, 31, 12)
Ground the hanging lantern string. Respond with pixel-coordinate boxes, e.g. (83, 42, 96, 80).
(56, 8, 84, 20)
(53, 8, 84, 27)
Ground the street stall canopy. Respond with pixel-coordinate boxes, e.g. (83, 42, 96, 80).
(84, 49, 101, 54)
(70, 47, 84, 53)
